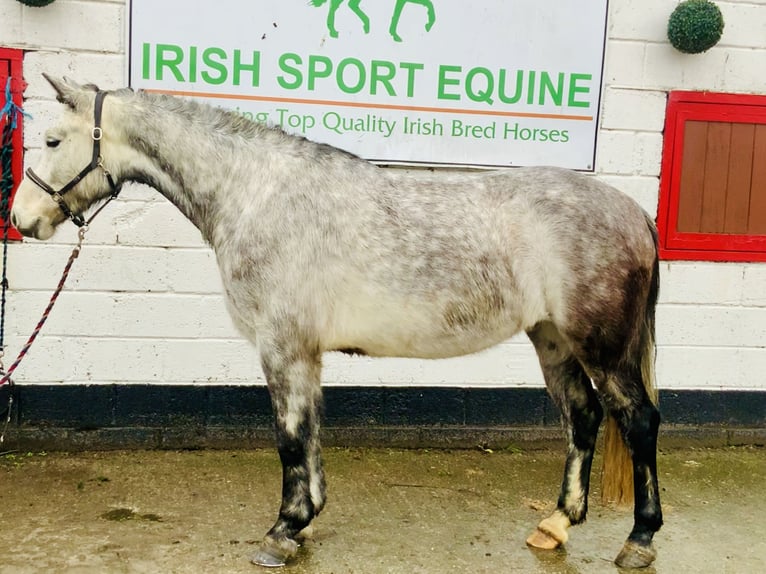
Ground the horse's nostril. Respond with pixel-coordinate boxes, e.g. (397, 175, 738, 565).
(9, 213, 42, 238)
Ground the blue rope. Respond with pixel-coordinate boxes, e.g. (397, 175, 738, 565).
(1, 76, 31, 129)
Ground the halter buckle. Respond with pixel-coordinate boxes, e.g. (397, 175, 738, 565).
(92, 126, 103, 141)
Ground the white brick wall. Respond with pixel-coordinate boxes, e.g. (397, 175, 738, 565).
(2, 0, 765, 391)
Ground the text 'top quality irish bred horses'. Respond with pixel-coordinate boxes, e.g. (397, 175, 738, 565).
(11, 76, 662, 569)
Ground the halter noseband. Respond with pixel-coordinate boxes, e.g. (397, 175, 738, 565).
(25, 90, 122, 228)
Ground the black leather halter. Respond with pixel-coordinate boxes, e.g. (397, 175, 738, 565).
(25, 91, 122, 227)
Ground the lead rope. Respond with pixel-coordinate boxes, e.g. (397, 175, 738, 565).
(0, 226, 86, 387)
(0, 197, 119, 445)
(0, 218, 106, 443)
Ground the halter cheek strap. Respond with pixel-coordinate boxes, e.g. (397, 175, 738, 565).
(25, 90, 122, 228)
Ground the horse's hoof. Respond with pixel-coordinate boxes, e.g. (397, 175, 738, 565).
(250, 536, 298, 568)
(526, 528, 560, 550)
(526, 527, 563, 550)
(526, 512, 569, 550)
(614, 540, 657, 569)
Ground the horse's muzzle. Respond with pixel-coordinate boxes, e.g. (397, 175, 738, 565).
(10, 211, 46, 240)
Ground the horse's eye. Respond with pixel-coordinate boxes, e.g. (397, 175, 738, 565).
(46, 138, 61, 149)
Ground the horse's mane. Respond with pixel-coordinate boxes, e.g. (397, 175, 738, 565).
(118, 88, 361, 161)
(129, 89, 280, 139)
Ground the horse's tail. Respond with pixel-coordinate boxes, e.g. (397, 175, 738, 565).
(601, 213, 660, 506)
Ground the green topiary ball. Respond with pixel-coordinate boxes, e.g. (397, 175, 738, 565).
(16, 0, 57, 7)
(668, 0, 724, 54)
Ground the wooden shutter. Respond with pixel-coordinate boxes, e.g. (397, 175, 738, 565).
(658, 91, 766, 261)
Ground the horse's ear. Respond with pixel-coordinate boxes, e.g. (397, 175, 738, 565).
(42, 74, 83, 108)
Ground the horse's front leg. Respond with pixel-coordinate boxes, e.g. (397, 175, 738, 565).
(251, 341, 325, 567)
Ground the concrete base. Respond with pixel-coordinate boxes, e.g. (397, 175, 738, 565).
(2, 424, 764, 452)
(0, 447, 764, 573)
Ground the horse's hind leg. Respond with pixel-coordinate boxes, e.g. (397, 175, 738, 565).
(251, 337, 325, 567)
(525, 322, 603, 550)
(597, 367, 662, 568)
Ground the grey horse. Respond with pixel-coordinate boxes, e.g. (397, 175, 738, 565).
(11, 76, 662, 569)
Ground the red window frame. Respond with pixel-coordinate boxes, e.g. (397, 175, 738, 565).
(1, 47, 24, 241)
(657, 90, 766, 262)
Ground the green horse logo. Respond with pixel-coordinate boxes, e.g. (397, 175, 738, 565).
(310, 0, 436, 42)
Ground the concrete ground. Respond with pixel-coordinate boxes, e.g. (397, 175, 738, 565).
(0, 446, 763, 574)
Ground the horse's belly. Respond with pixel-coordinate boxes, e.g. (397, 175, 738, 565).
(323, 296, 525, 359)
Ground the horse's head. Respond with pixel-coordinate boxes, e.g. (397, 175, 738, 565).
(11, 75, 122, 240)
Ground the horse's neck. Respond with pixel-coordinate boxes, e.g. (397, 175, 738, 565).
(118, 102, 257, 246)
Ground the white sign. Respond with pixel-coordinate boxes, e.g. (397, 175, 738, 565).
(128, 0, 607, 169)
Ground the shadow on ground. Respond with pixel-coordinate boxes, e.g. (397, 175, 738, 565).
(0, 446, 763, 573)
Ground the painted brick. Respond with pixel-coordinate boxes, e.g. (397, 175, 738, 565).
(0, 0, 23, 46)
(8, 291, 240, 339)
(17, 384, 113, 427)
(36, 192, 208, 248)
(608, 0, 672, 42)
(644, 43, 728, 91)
(597, 175, 659, 217)
(5, 336, 165, 383)
(21, 99, 64, 147)
(103, 198, 207, 248)
(718, 3, 766, 49)
(742, 266, 766, 307)
(464, 388, 549, 426)
(659, 262, 744, 305)
(657, 305, 766, 348)
(596, 130, 663, 176)
(722, 48, 766, 93)
(321, 387, 385, 426)
(21, 0, 122, 53)
(112, 385, 207, 426)
(206, 386, 273, 426)
(7, 244, 221, 293)
(604, 40, 645, 87)
(4, 335, 260, 384)
(322, 338, 545, 387)
(23, 51, 125, 95)
(160, 339, 260, 383)
(600, 88, 667, 131)
(657, 347, 766, 390)
(596, 131, 638, 174)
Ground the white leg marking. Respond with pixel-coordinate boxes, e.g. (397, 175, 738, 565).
(564, 453, 585, 515)
(309, 464, 324, 509)
(283, 390, 309, 437)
